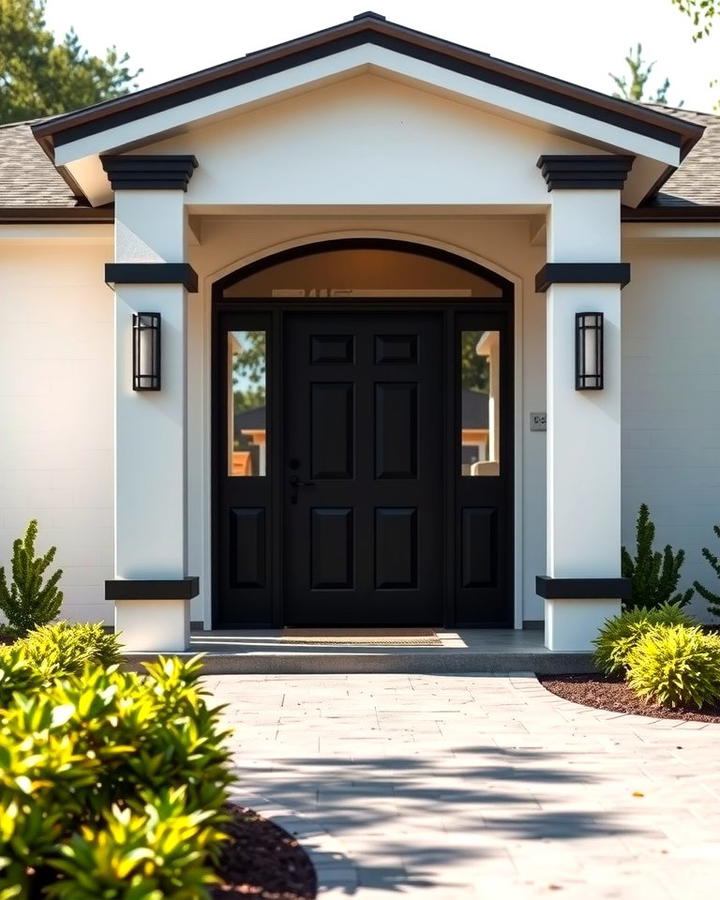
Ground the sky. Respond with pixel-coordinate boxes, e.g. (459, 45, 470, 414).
(43, 0, 720, 113)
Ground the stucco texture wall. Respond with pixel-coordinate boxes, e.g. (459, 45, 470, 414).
(0, 233, 113, 625)
(623, 239, 720, 622)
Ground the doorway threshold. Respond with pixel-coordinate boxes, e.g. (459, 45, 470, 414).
(123, 628, 596, 675)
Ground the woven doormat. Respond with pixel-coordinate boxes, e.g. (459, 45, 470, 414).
(281, 628, 442, 646)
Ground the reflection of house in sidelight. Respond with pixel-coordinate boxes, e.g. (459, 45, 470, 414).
(462, 331, 500, 477)
(232, 406, 267, 476)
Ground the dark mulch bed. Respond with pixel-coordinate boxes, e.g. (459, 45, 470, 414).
(212, 805, 317, 899)
(538, 673, 720, 723)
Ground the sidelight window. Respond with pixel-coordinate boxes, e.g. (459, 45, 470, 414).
(460, 330, 500, 476)
(228, 330, 267, 477)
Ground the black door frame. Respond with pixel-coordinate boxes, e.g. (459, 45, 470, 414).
(211, 240, 515, 629)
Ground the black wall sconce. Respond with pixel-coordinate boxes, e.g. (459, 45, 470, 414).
(575, 312, 603, 390)
(132, 313, 161, 391)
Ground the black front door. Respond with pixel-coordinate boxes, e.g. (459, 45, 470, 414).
(283, 313, 443, 625)
(213, 302, 513, 629)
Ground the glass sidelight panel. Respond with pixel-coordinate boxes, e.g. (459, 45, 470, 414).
(228, 330, 267, 476)
(460, 330, 500, 476)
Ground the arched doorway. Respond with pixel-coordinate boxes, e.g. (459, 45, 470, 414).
(212, 240, 514, 628)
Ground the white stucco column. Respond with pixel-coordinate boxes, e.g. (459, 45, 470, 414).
(103, 155, 199, 652)
(536, 156, 633, 651)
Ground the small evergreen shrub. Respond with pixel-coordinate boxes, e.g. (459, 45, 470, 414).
(693, 524, 720, 619)
(0, 654, 233, 897)
(626, 624, 720, 708)
(12, 621, 121, 675)
(621, 503, 693, 610)
(593, 602, 696, 676)
(0, 520, 63, 636)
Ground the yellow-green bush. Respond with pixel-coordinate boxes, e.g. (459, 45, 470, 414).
(46, 789, 225, 900)
(593, 602, 696, 676)
(626, 624, 720, 708)
(10, 621, 121, 676)
(0, 653, 233, 898)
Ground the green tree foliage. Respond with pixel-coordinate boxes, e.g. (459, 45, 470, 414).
(460, 330, 489, 393)
(671, 0, 717, 40)
(0, 0, 140, 124)
(232, 330, 266, 415)
(609, 43, 681, 105)
(621, 503, 693, 610)
(0, 519, 63, 636)
(693, 524, 720, 618)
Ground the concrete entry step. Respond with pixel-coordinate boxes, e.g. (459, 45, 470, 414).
(123, 628, 597, 675)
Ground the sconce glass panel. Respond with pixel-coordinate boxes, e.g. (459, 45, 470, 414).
(133, 312, 161, 391)
(575, 312, 603, 390)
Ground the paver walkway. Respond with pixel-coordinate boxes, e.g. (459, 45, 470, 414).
(207, 673, 720, 899)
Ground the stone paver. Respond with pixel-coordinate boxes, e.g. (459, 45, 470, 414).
(207, 673, 720, 898)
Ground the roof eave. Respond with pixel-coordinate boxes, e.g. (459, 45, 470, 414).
(0, 206, 114, 224)
(622, 205, 720, 222)
(30, 13, 703, 158)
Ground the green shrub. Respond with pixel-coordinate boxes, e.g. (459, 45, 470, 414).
(0, 654, 233, 897)
(12, 621, 121, 675)
(626, 624, 720, 708)
(593, 602, 696, 676)
(0, 520, 63, 636)
(46, 789, 225, 900)
(693, 523, 720, 619)
(0, 646, 47, 708)
(622, 503, 693, 610)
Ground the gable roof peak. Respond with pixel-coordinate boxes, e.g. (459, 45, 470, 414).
(353, 11, 387, 21)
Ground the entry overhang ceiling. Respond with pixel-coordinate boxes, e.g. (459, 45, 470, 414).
(32, 11, 703, 209)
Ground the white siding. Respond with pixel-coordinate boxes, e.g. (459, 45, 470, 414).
(0, 232, 114, 624)
(623, 240, 720, 622)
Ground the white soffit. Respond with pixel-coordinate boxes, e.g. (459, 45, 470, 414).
(55, 44, 682, 207)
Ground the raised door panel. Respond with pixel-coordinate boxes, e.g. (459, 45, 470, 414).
(310, 383, 354, 479)
(375, 508, 417, 588)
(375, 383, 418, 479)
(461, 507, 496, 588)
(229, 507, 266, 588)
(311, 508, 354, 589)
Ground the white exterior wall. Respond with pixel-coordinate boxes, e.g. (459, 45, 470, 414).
(0, 229, 114, 624)
(623, 237, 720, 622)
(1, 223, 718, 629)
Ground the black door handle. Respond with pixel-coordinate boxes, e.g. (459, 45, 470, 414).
(290, 475, 315, 488)
(290, 474, 315, 504)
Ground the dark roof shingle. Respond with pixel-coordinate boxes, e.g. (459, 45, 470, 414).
(643, 104, 720, 206)
(0, 120, 83, 207)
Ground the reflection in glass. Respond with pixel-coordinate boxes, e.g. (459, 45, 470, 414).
(229, 331, 267, 477)
(461, 331, 500, 476)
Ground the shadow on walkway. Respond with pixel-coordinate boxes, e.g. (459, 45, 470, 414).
(233, 742, 643, 894)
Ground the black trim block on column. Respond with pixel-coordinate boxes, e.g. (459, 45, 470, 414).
(536, 576, 632, 599)
(105, 577, 200, 600)
(101, 155, 198, 190)
(537, 155, 634, 190)
(535, 263, 631, 293)
(105, 263, 199, 292)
